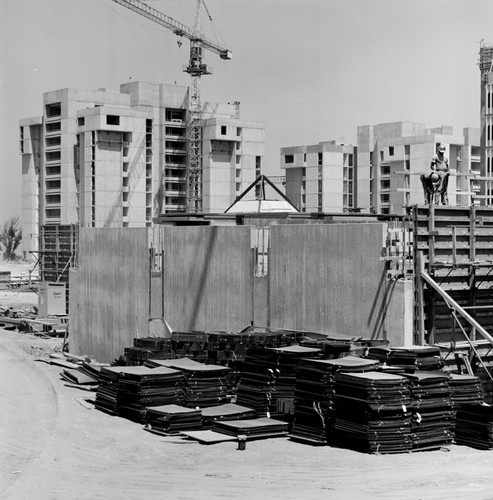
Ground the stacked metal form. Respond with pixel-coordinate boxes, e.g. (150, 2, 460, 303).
(212, 417, 289, 439)
(95, 365, 184, 421)
(61, 363, 100, 388)
(236, 345, 321, 416)
(449, 373, 484, 407)
(365, 345, 444, 371)
(145, 404, 203, 435)
(201, 403, 258, 429)
(331, 371, 412, 454)
(403, 371, 453, 450)
(448, 373, 484, 438)
(364, 346, 391, 363)
(388, 346, 444, 371)
(124, 327, 307, 366)
(145, 358, 231, 407)
(455, 403, 493, 449)
(290, 356, 380, 445)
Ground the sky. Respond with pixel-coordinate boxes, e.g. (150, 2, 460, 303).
(1, 0, 492, 222)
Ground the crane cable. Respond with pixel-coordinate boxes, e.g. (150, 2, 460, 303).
(202, 0, 228, 49)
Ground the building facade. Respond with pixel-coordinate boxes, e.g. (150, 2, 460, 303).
(19, 81, 265, 259)
(357, 122, 480, 214)
(280, 141, 357, 212)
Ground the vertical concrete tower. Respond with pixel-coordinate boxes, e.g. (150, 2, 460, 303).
(479, 42, 493, 204)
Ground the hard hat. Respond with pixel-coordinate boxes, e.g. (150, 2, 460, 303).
(438, 144, 446, 152)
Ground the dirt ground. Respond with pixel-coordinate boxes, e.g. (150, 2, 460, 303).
(2, 328, 493, 500)
(2, 261, 493, 499)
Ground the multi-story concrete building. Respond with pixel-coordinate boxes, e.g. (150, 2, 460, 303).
(19, 81, 265, 259)
(19, 116, 43, 257)
(357, 122, 480, 214)
(280, 141, 357, 212)
(479, 42, 493, 204)
(280, 123, 480, 215)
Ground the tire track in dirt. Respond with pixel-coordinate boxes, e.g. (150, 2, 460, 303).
(0, 334, 58, 497)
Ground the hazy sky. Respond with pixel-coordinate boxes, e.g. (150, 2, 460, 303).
(1, 0, 492, 222)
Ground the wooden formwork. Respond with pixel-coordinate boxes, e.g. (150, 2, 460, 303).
(31, 224, 79, 314)
(412, 205, 493, 346)
(38, 224, 78, 284)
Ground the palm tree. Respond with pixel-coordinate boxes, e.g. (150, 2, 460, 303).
(0, 217, 22, 260)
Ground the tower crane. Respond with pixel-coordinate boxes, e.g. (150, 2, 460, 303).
(111, 0, 232, 212)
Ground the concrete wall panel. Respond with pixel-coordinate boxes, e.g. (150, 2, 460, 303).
(158, 226, 253, 332)
(268, 223, 400, 340)
(69, 227, 150, 363)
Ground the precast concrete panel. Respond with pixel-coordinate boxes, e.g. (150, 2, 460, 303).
(158, 226, 253, 332)
(268, 223, 394, 339)
(69, 227, 150, 363)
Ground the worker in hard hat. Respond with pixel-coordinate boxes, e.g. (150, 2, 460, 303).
(420, 143, 450, 205)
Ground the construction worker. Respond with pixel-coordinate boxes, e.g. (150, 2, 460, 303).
(421, 143, 450, 205)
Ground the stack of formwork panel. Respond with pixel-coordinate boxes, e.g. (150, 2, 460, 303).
(124, 334, 208, 365)
(455, 403, 493, 449)
(389, 346, 445, 371)
(449, 373, 484, 407)
(365, 345, 444, 371)
(145, 357, 231, 407)
(145, 404, 203, 435)
(235, 345, 321, 417)
(403, 371, 453, 450)
(449, 373, 484, 437)
(200, 403, 257, 429)
(124, 337, 172, 365)
(212, 417, 289, 439)
(95, 365, 185, 422)
(290, 356, 380, 445)
(331, 371, 412, 454)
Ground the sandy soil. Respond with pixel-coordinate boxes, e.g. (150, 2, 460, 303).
(1, 329, 493, 500)
(2, 260, 493, 499)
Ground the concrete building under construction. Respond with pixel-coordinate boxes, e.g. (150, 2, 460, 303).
(357, 122, 480, 213)
(19, 81, 265, 260)
(280, 141, 357, 213)
(281, 123, 480, 214)
(479, 42, 493, 204)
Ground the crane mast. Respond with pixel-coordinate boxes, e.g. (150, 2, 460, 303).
(110, 0, 232, 212)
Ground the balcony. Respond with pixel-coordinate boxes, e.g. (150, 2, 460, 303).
(165, 176, 186, 183)
(164, 204, 187, 212)
(166, 190, 186, 197)
(165, 145, 186, 154)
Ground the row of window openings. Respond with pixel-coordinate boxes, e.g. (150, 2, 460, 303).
(77, 115, 154, 131)
(285, 153, 354, 166)
(78, 115, 124, 127)
(220, 126, 241, 137)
